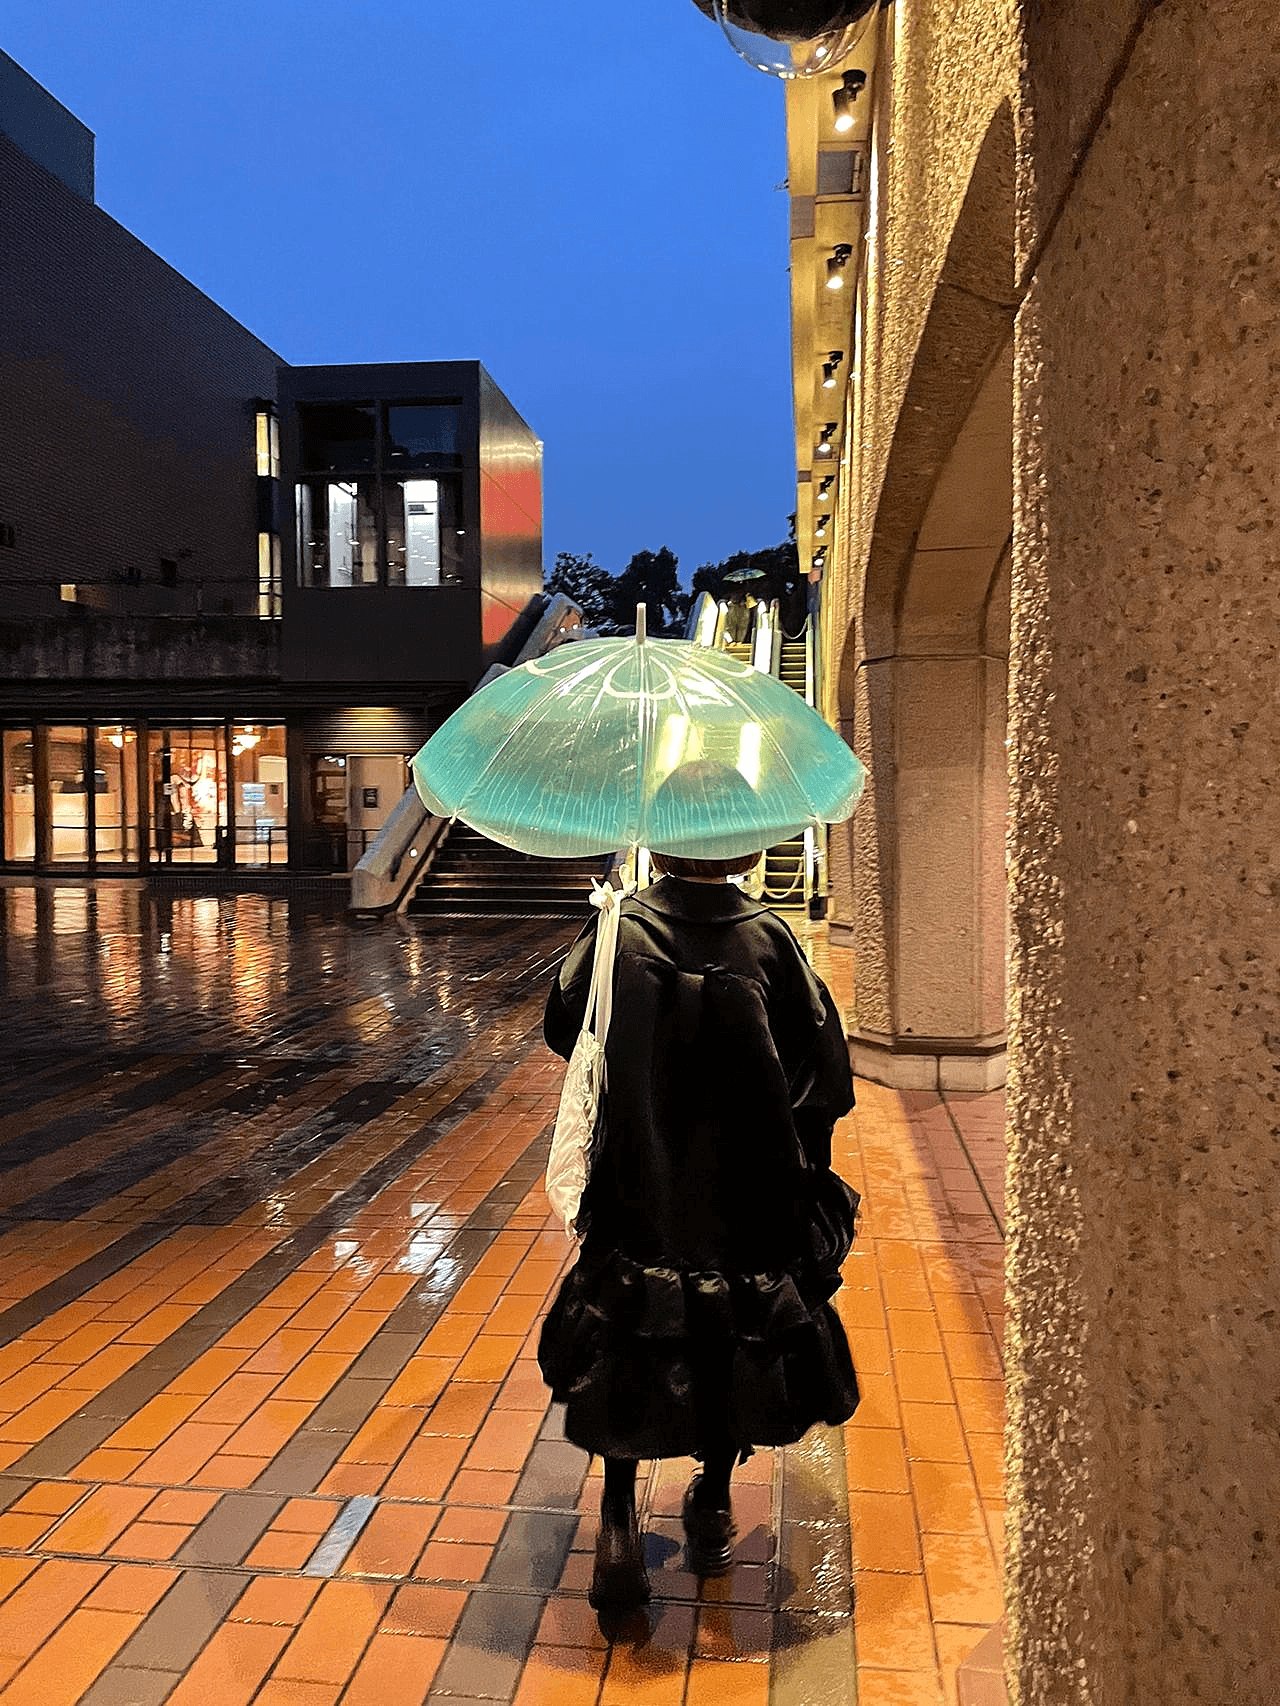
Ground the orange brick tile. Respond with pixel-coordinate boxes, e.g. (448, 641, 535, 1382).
(110, 1521, 189, 1561)
(382, 1433, 468, 1500)
(432, 1505, 506, 1544)
(0, 1605, 140, 1705)
(453, 1333, 523, 1383)
(952, 1379, 1004, 1437)
(506, 1258, 567, 1297)
(343, 1630, 447, 1706)
(273, 1580, 393, 1685)
(515, 1643, 607, 1706)
(319, 1462, 388, 1499)
(464, 1406, 543, 1474)
(0, 1511, 57, 1551)
(354, 1275, 415, 1312)
(496, 1361, 552, 1410)
(36, 1323, 120, 1366)
(966, 1433, 1005, 1505)
(56, 1344, 150, 1391)
(598, 1603, 693, 1704)
(274, 1353, 356, 1404)
(486, 1292, 544, 1336)
(853, 1570, 937, 1673)
(274, 1499, 342, 1535)
(192, 1372, 283, 1426)
(132, 1420, 239, 1484)
(535, 1595, 610, 1652)
(220, 1307, 296, 1351)
(83, 1563, 179, 1615)
(921, 1532, 1002, 1626)
(909, 1461, 987, 1536)
(900, 1403, 968, 1465)
(0, 1389, 89, 1444)
(446, 1467, 519, 1506)
(231, 1576, 323, 1626)
(47, 1487, 153, 1556)
(893, 1353, 954, 1406)
(340, 1505, 437, 1578)
(0, 1560, 108, 1660)
(415, 1539, 491, 1582)
(10, 1483, 84, 1519)
(858, 1669, 947, 1705)
(382, 1357, 455, 1409)
(69, 1448, 150, 1481)
(379, 1583, 467, 1639)
(253, 1682, 341, 1705)
(686, 1658, 770, 1706)
(422, 1380, 499, 1436)
(247, 1531, 318, 1571)
(344, 1407, 422, 1466)
(942, 1333, 1002, 1382)
(416, 1315, 484, 1360)
(851, 1490, 923, 1574)
(315, 1313, 385, 1357)
(200, 1454, 274, 1489)
(243, 1330, 327, 1376)
(223, 1399, 316, 1459)
(167, 1348, 250, 1396)
(449, 1274, 506, 1313)
(165, 1619, 292, 1706)
(0, 1561, 36, 1610)
(104, 1393, 204, 1452)
(118, 1303, 197, 1345)
(886, 1310, 944, 1354)
(0, 1365, 65, 1411)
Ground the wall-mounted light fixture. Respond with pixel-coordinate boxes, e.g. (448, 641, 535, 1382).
(815, 514, 832, 538)
(821, 349, 844, 389)
(812, 548, 828, 570)
(815, 423, 838, 457)
(832, 68, 867, 132)
(825, 244, 853, 291)
(818, 475, 835, 499)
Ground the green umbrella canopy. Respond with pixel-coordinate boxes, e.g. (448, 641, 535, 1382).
(412, 622, 865, 859)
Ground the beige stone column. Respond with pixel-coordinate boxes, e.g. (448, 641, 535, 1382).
(1008, 0, 1280, 1699)
(848, 650, 1008, 1090)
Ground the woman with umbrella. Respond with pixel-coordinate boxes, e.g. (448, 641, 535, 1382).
(413, 609, 864, 1610)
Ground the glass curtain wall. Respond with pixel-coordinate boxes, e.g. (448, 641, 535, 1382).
(149, 725, 227, 864)
(93, 726, 140, 863)
(297, 399, 463, 589)
(48, 725, 90, 863)
(232, 725, 288, 866)
(2, 730, 35, 862)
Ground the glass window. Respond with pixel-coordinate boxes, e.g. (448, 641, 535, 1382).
(385, 402, 462, 470)
(258, 533, 282, 618)
(48, 726, 90, 863)
(255, 410, 280, 478)
(386, 475, 464, 587)
(93, 726, 141, 863)
(232, 725, 288, 866)
(149, 726, 226, 864)
(296, 477, 379, 587)
(2, 730, 35, 862)
(299, 402, 376, 472)
(309, 754, 348, 870)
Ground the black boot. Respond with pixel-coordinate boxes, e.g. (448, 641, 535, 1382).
(682, 1472, 737, 1575)
(589, 1510, 651, 1610)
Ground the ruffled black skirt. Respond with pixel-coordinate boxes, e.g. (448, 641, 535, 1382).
(537, 1248, 859, 1460)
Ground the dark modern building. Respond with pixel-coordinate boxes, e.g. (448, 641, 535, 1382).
(0, 51, 543, 877)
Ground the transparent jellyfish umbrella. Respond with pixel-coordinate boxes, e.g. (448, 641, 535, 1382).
(692, 0, 884, 79)
(412, 609, 865, 861)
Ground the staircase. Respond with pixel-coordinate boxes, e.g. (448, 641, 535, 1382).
(723, 642, 753, 665)
(762, 637, 811, 914)
(408, 823, 604, 918)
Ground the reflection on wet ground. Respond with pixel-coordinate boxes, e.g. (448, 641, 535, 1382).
(0, 885, 1004, 1705)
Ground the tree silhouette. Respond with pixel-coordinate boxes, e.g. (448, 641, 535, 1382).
(611, 546, 684, 633)
(544, 551, 615, 627)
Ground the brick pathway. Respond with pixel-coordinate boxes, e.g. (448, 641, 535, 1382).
(0, 885, 1004, 1705)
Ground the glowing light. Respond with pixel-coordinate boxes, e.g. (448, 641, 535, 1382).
(737, 722, 762, 789)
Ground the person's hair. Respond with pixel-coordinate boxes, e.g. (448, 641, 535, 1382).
(651, 851, 761, 880)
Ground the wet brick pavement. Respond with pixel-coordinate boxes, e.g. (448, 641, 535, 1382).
(0, 884, 1005, 1705)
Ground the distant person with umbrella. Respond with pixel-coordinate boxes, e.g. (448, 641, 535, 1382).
(721, 565, 765, 647)
(410, 607, 866, 1612)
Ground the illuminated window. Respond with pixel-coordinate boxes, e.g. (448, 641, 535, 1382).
(258, 533, 282, 619)
(60, 583, 78, 603)
(255, 410, 280, 478)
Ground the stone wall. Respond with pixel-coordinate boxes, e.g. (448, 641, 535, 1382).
(1007, 0, 1280, 1698)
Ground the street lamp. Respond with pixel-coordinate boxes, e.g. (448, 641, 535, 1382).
(690, 0, 885, 79)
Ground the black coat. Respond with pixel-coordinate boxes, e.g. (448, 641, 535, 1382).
(537, 877, 859, 1460)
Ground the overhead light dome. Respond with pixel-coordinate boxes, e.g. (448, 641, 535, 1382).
(692, 0, 882, 78)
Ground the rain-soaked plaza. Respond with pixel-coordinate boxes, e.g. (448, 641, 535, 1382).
(0, 885, 1005, 1705)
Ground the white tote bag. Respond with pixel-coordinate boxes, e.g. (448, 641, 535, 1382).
(545, 880, 632, 1237)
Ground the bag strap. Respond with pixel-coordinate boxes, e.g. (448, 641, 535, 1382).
(582, 879, 633, 1044)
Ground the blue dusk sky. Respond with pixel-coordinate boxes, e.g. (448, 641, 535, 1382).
(3, 1, 796, 580)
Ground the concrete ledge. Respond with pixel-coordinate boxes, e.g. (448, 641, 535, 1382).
(850, 1029, 1008, 1092)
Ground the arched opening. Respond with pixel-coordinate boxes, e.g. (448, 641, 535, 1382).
(842, 102, 1017, 1089)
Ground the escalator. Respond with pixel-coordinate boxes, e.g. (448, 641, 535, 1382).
(760, 634, 810, 915)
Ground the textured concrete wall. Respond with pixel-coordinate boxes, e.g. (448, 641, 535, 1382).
(1007, 0, 1280, 1698)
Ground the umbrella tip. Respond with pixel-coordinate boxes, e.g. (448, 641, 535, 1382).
(635, 604, 647, 645)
